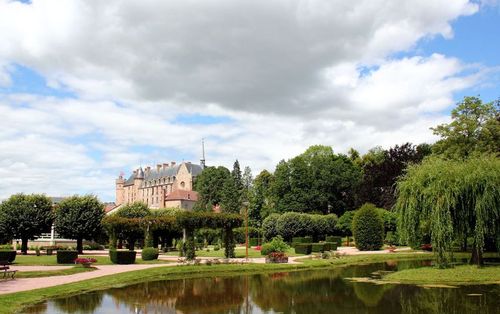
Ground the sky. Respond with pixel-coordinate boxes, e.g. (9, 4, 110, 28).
(0, 0, 499, 201)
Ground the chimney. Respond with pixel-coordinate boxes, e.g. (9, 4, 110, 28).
(170, 161, 176, 167)
(157, 164, 162, 171)
(146, 166, 151, 172)
(163, 163, 169, 170)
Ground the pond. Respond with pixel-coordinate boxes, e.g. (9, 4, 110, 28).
(24, 260, 500, 314)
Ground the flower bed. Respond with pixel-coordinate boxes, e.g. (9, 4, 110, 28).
(265, 252, 288, 264)
(74, 257, 97, 268)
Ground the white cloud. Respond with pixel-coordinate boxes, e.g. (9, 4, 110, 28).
(0, 0, 494, 201)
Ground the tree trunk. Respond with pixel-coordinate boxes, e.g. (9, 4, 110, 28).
(77, 238, 83, 254)
(21, 238, 28, 255)
(470, 242, 484, 266)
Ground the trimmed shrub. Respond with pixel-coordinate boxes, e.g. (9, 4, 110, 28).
(141, 247, 159, 261)
(110, 250, 137, 264)
(0, 251, 16, 263)
(262, 214, 280, 241)
(260, 236, 290, 256)
(326, 236, 342, 247)
(304, 236, 313, 243)
(311, 243, 325, 253)
(294, 244, 312, 255)
(323, 242, 337, 251)
(276, 212, 313, 241)
(56, 250, 78, 264)
(352, 203, 384, 251)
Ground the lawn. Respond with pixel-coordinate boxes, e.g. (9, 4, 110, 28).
(15, 266, 96, 278)
(13, 254, 174, 266)
(164, 246, 300, 258)
(382, 264, 500, 285)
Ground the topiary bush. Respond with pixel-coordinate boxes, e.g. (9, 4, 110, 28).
(352, 203, 384, 251)
(323, 242, 337, 251)
(56, 250, 78, 264)
(294, 244, 312, 255)
(325, 236, 342, 247)
(141, 247, 159, 261)
(262, 214, 280, 241)
(109, 250, 137, 264)
(311, 243, 325, 253)
(260, 236, 290, 255)
(0, 250, 16, 263)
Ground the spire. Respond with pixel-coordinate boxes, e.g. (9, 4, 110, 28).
(200, 138, 206, 169)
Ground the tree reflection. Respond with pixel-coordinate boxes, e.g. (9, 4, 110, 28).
(52, 293, 103, 314)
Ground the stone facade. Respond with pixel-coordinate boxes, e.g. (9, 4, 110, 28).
(115, 161, 202, 210)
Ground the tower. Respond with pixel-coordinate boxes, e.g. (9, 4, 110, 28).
(200, 138, 206, 169)
(115, 173, 125, 205)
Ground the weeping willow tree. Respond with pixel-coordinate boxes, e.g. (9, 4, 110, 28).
(395, 155, 499, 267)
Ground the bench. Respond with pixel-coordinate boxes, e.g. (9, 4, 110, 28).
(0, 260, 16, 280)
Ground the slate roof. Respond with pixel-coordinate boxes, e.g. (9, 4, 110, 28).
(123, 162, 203, 187)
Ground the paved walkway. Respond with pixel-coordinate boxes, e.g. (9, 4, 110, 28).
(1, 247, 422, 295)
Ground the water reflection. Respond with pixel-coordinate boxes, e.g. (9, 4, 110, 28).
(25, 260, 500, 314)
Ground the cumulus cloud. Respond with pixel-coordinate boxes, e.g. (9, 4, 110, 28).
(0, 0, 494, 200)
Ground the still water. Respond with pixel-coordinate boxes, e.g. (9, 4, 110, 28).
(24, 260, 499, 314)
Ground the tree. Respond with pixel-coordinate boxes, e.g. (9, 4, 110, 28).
(220, 175, 241, 213)
(231, 160, 244, 192)
(0, 194, 53, 254)
(336, 211, 355, 237)
(241, 166, 253, 203)
(395, 156, 500, 267)
(432, 96, 500, 159)
(248, 170, 273, 226)
(194, 166, 231, 210)
(352, 203, 384, 251)
(54, 195, 105, 254)
(114, 202, 151, 250)
(271, 145, 362, 215)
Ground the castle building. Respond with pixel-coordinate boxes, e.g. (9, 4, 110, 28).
(115, 161, 203, 210)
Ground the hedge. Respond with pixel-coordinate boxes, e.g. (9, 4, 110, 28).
(249, 237, 261, 246)
(0, 251, 16, 263)
(352, 203, 384, 251)
(323, 242, 337, 251)
(325, 236, 342, 247)
(294, 244, 312, 255)
(141, 248, 159, 261)
(109, 250, 137, 264)
(311, 243, 325, 253)
(56, 250, 78, 264)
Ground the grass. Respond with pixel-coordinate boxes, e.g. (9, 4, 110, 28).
(15, 266, 96, 278)
(12, 254, 174, 266)
(382, 264, 500, 285)
(165, 246, 300, 258)
(0, 252, 434, 314)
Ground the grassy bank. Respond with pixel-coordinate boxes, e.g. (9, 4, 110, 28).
(0, 253, 431, 314)
(13, 255, 174, 266)
(383, 264, 500, 285)
(14, 266, 96, 278)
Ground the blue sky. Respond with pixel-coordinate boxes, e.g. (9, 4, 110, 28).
(0, 0, 498, 201)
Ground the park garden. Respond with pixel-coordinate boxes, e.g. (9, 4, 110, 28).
(0, 96, 498, 313)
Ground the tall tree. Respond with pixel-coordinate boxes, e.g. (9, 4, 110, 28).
(358, 143, 432, 209)
(220, 175, 241, 213)
(241, 166, 253, 203)
(54, 195, 105, 254)
(231, 160, 244, 192)
(248, 170, 273, 226)
(431, 96, 500, 159)
(0, 194, 53, 254)
(395, 156, 500, 267)
(194, 166, 231, 210)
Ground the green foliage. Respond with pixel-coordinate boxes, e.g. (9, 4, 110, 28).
(56, 251, 78, 264)
(248, 170, 274, 226)
(223, 228, 236, 258)
(194, 166, 231, 210)
(432, 96, 500, 158)
(260, 236, 290, 255)
(323, 242, 337, 251)
(396, 156, 500, 267)
(276, 212, 313, 241)
(54, 195, 105, 253)
(262, 213, 280, 241)
(311, 243, 325, 252)
(352, 203, 384, 251)
(220, 174, 241, 213)
(0, 193, 53, 254)
(325, 236, 342, 247)
(294, 244, 312, 255)
(336, 210, 355, 236)
(233, 227, 261, 243)
(249, 237, 261, 246)
(115, 202, 150, 218)
(0, 251, 16, 263)
(272, 145, 362, 214)
(141, 247, 159, 261)
(109, 250, 137, 264)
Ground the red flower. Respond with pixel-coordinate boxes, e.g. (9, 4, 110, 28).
(74, 258, 97, 264)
